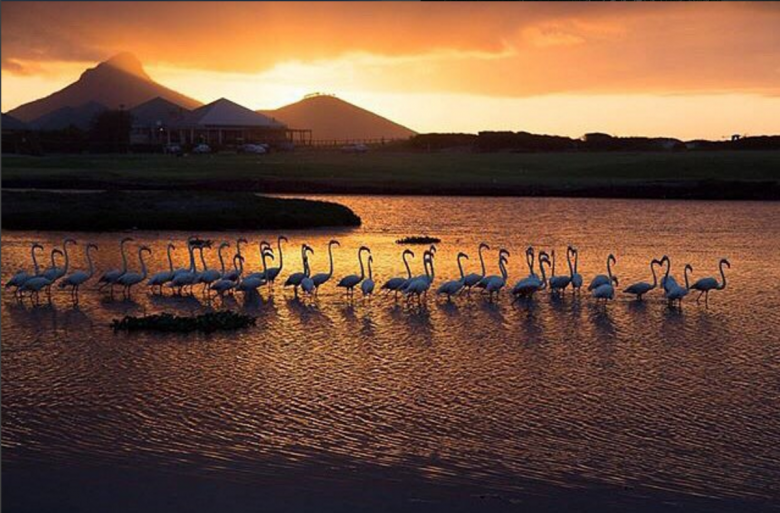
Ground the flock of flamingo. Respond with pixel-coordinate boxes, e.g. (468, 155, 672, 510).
(5, 236, 731, 308)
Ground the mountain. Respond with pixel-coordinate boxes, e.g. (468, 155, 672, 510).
(7, 53, 202, 123)
(29, 101, 107, 131)
(260, 94, 416, 141)
(2, 113, 29, 131)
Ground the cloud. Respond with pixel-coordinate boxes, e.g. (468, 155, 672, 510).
(2, 2, 780, 97)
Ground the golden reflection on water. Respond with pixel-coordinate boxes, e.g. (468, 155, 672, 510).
(2, 196, 780, 505)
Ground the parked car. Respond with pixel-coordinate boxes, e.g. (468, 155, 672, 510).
(164, 144, 182, 155)
(193, 144, 211, 154)
(241, 143, 267, 154)
(341, 143, 369, 154)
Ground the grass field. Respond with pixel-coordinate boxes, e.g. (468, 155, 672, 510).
(3, 150, 780, 199)
(2, 190, 361, 231)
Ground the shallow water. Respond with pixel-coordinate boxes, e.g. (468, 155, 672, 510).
(3, 196, 780, 511)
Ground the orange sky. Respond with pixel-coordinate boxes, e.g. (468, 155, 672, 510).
(3, 2, 780, 138)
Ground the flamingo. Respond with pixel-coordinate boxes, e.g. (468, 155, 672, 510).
(548, 249, 572, 295)
(117, 246, 152, 298)
(238, 251, 274, 294)
(592, 255, 619, 303)
(285, 245, 314, 298)
(690, 258, 731, 304)
(659, 255, 679, 293)
(463, 243, 490, 293)
(147, 243, 177, 294)
(211, 255, 244, 296)
(222, 238, 247, 282)
(168, 242, 200, 295)
(264, 236, 288, 286)
(476, 248, 510, 291)
(361, 255, 375, 297)
(623, 259, 661, 300)
(20, 249, 62, 303)
(59, 243, 98, 299)
(5, 242, 44, 295)
(99, 237, 134, 292)
(404, 251, 434, 303)
(311, 240, 340, 294)
(588, 254, 618, 291)
(484, 253, 509, 301)
(381, 249, 414, 298)
(512, 249, 549, 299)
(244, 240, 273, 281)
(665, 264, 693, 307)
(437, 252, 469, 300)
(42, 238, 77, 286)
(301, 253, 316, 296)
(196, 244, 224, 292)
(569, 246, 583, 293)
(338, 246, 371, 296)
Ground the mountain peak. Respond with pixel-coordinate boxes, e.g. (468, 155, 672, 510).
(100, 52, 149, 80)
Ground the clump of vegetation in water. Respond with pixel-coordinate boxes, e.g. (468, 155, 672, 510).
(396, 235, 441, 245)
(111, 312, 255, 333)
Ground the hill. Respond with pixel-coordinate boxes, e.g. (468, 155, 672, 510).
(7, 53, 202, 122)
(261, 94, 415, 142)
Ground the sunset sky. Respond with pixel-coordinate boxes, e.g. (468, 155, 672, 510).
(3, 2, 780, 139)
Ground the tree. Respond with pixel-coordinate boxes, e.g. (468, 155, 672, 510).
(89, 109, 133, 153)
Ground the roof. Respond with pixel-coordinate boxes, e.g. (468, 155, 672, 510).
(29, 101, 107, 131)
(176, 98, 285, 129)
(2, 113, 29, 131)
(130, 97, 190, 127)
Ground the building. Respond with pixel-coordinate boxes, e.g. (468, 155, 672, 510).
(129, 97, 190, 146)
(172, 98, 288, 147)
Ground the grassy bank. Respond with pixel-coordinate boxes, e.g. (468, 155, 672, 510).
(2, 190, 361, 231)
(3, 150, 780, 199)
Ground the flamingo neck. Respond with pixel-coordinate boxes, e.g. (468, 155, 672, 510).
(428, 256, 435, 281)
(574, 250, 579, 274)
(650, 261, 658, 288)
(551, 251, 556, 277)
(567, 250, 574, 278)
(540, 260, 548, 288)
(607, 257, 613, 280)
(86, 247, 95, 277)
(358, 251, 365, 280)
(167, 245, 174, 272)
(499, 259, 507, 280)
(528, 251, 535, 276)
(261, 251, 269, 273)
(218, 246, 226, 274)
(457, 255, 465, 280)
(403, 252, 412, 279)
(719, 261, 728, 290)
(367, 259, 373, 280)
(277, 238, 285, 271)
(199, 248, 208, 271)
(327, 244, 335, 277)
(479, 246, 486, 276)
(62, 242, 71, 273)
(188, 246, 196, 272)
(31, 246, 40, 275)
(139, 250, 148, 279)
(684, 266, 691, 290)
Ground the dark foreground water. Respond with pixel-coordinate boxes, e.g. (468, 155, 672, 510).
(2, 196, 780, 512)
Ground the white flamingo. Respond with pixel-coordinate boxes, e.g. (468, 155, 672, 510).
(285, 244, 314, 298)
(512, 249, 549, 299)
(211, 255, 244, 296)
(6, 242, 44, 295)
(476, 248, 510, 291)
(404, 251, 434, 303)
(99, 237, 134, 292)
(196, 244, 224, 292)
(238, 252, 274, 294)
(311, 240, 340, 294)
(484, 253, 509, 301)
(168, 242, 200, 295)
(548, 249, 572, 295)
(588, 254, 618, 291)
(42, 238, 77, 285)
(117, 246, 152, 298)
(360, 255, 375, 297)
(381, 249, 414, 298)
(222, 238, 248, 282)
(569, 246, 583, 293)
(265, 236, 288, 286)
(690, 258, 730, 304)
(659, 255, 678, 293)
(665, 264, 693, 307)
(623, 259, 661, 300)
(463, 243, 490, 293)
(437, 252, 469, 300)
(244, 240, 273, 281)
(592, 254, 619, 303)
(20, 249, 62, 303)
(338, 246, 371, 296)
(401, 245, 437, 292)
(147, 243, 177, 294)
(59, 243, 98, 299)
